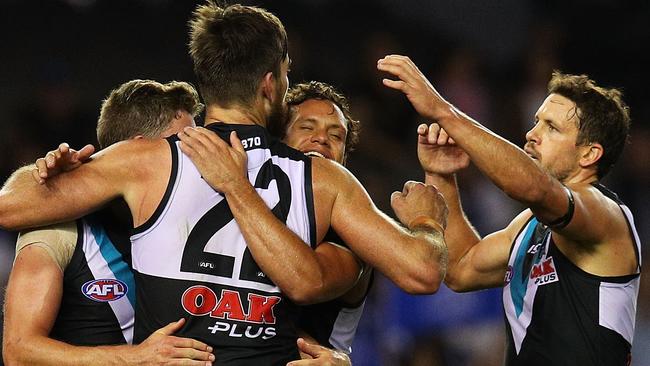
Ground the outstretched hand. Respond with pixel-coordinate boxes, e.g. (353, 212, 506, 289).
(33, 143, 95, 184)
(417, 123, 470, 175)
(377, 55, 452, 121)
(286, 338, 351, 366)
(131, 318, 215, 365)
(178, 127, 248, 194)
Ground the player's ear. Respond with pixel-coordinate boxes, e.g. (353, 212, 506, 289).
(578, 142, 603, 169)
(261, 72, 275, 102)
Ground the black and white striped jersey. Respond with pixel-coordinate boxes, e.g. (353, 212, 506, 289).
(130, 123, 316, 365)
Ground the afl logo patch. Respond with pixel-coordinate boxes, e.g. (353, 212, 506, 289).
(82, 279, 128, 302)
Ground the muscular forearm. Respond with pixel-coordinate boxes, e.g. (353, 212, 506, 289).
(424, 173, 480, 285)
(331, 190, 447, 294)
(433, 107, 554, 205)
(365, 217, 447, 294)
(224, 182, 349, 304)
(403, 223, 448, 294)
(0, 163, 114, 231)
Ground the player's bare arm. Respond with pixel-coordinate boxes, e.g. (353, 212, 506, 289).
(413, 121, 513, 291)
(0, 138, 170, 231)
(445, 210, 535, 292)
(3, 244, 214, 366)
(378, 55, 636, 276)
(312, 156, 448, 294)
(177, 126, 361, 304)
(377, 56, 569, 221)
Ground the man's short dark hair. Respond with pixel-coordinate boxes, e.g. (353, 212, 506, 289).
(548, 71, 631, 178)
(97, 79, 203, 148)
(189, 2, 288, 108)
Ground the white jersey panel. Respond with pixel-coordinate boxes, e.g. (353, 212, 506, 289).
(328, 300, 366, 354)
(131, 143, 313, 294)
(599, 277, 640, 344)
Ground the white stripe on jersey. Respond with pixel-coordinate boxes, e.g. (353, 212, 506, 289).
(502, 222, 551, 354)
(81, 220, 135, 343)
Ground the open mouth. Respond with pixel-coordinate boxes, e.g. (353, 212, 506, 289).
(304, 151, 327, 158)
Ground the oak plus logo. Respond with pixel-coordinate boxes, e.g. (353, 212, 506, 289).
(82, 279, 128, 302)
(182, 285, 281, 340)
(530, 257, 559, 286)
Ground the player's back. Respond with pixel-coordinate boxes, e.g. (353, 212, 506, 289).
(130, 123, 317, 365)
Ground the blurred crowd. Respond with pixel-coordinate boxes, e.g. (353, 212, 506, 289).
(1, 0, 648, 364)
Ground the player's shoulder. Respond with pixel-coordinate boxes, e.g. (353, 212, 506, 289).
(311, 156, 353, 181)
(568, 182, 622, 215)
(104, 137, 169, 156)
(18, 221, 78, 245)
(503, 209, 535, 239)
(17, 220, 78, 271)
(96, 138, 171, 174)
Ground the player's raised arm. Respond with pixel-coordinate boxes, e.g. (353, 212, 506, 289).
(378, 55, 621, 246)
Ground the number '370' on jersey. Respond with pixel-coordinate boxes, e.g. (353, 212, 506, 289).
(130, 123, 317, 365)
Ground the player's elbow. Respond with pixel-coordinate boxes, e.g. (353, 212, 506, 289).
(3, 337, 29, 366)
(0, 195, 24, 231)
(397, 267, 444, 295)
(282, 279, 326, 305)
(0, 212, 17, 232)
(444, 271, 474, 293)
(0, 212, 25, 231)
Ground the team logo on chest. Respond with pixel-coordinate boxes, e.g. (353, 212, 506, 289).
(530, 256, 559, 286)
(82, 279, 128, 302)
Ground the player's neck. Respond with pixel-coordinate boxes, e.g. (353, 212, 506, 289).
(204, 104, 266, 127)
(561, 167, 599, 186)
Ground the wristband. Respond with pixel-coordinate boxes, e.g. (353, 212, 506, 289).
(408, 216, 445, 234)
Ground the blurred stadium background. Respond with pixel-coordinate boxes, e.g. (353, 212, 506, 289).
(1, 1, 648, 365)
